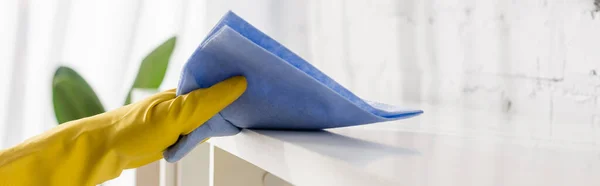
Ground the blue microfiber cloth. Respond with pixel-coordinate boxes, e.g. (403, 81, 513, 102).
(163, 11, 423, 162)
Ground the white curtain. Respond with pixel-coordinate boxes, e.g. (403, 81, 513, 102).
(1, 0, 599, 183)
(0, 0, 176, 149)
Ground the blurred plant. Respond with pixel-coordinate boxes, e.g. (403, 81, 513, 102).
(52, 37, 177, 124)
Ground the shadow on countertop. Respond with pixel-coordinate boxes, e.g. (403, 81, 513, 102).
(252, 129, 421, 167)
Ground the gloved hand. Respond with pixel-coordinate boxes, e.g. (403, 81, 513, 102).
(0, 76, 247, 186)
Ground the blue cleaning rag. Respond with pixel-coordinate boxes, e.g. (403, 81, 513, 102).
(163, 11, 423, 162)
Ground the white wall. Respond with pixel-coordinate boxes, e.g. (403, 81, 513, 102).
(204, 0, 600, 145)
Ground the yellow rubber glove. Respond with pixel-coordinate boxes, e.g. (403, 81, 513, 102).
(0, 76, 247, 186)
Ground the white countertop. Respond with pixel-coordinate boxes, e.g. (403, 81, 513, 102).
(209, 104, 600, 186)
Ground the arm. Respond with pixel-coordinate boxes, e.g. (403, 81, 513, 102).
(0, 76, 246, 186)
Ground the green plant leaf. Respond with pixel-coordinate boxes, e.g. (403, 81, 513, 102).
(52, 66, 105, 124)
(124, 36, 177, 105)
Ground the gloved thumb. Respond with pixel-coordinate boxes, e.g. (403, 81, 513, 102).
(164, 76, 247, 135)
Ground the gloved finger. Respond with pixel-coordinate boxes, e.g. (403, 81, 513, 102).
(144, 88, 177, 102)
(169, 76, 247, 134)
